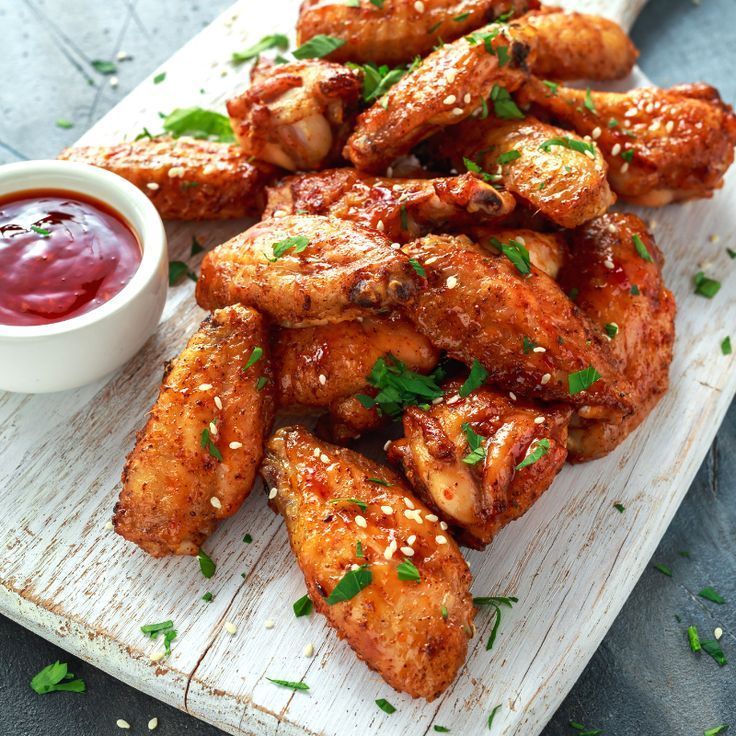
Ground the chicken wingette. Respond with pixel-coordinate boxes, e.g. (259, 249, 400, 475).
(114, 305, 274, 556)
(196, 215, 420, 326)
(261, 425, 475, 700)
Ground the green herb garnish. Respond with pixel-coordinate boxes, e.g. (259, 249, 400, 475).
(55, 119, 74, 129)
(497, 149, 521, 165)
(243, 533, 252, 543)
(488, 704, 502, 729)
(694, 271, 721, 298)
(722, 337, 732, 355)
(409, 258, 426, 277)
(701, 639, 727, 666)
(490, 236, 531, 275)
(539, 136, 596, 157)
(688, 625, 701, 652)
(367, 477, 391, 486)
(162, 107, 235, 143)
(462, 423, 486, 465)
(267, 678, 309, 691)
(293, 34, 345, 59)
(632, 234, 653, 262)
(91, 59, 117, 75)
(356, 540, 364, 557)
(30, 225, 51, 237)
(699, 587, 726, 604)
(397, 558, 420, 582)
(200, 422, 222, 461)
(30, 662, 86, 695)
(293, 594, 313, 617)
(542, 80, 559, 95)
(197, 549, 216, 578)
(376, 698, 396, 713)
(704, 726, 729, 736)
(515, 439, 550, 470)
(459, 360, 489, 397)
(329, 497, 368, 512)
(325, 565, 372, 604)
(232, 34, 289, 63)
(243, 346, 264, 371)
(568, 365, 602, 395)
(190, 236, 204, 256)
(583, 87, 596, 113)
(490, 84, 524, 120)
(613, 503, 625, 513)
(268, 235, 310, 261)
(153, 71, 166, 84)
(202, 592, 213, 602)
(653, 563, 672, 577)
(604, 323, 619, 339)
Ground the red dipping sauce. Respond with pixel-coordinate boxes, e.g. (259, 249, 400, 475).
(0, 190, 141, 327)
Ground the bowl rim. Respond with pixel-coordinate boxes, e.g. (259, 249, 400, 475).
(0, 159, 167, 340)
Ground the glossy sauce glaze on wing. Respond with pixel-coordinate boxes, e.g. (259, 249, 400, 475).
(261, 425, 475, 700)
(114, 305, 275, 556)
(388, 378, 570, 547)
(196, 214, 420, 326)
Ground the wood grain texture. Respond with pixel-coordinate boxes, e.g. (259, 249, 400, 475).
(1, 1, 735, 735)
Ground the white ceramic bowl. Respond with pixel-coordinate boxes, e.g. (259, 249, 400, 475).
(0, 160, 168, 393)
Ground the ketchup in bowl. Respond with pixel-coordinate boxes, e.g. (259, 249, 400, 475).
(0, 190, 142, 327)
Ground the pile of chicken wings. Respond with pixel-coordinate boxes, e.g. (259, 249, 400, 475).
(62, 0, 736, 701)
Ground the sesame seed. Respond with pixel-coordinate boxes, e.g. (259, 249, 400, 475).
(404, 497, 415, 509)
(148, 718, 159, 731)
(384, 540, 397, 559)
(665, 120, 674, 133)
(390, 242, 401, 250)
(198, 383, 213, 391)
(440, 521, 448, 530)
(146, 182, 160, 191)
(355, 515, 367, 528)
(376, 219, 385, 232)
(381, 505, 394, 515)
(350, 563, 360, 571)
(649, 120, 660, 132)
(452, 107, 464, 116)
(209, 421, 218, 436)
(400, 546, 415, 556)
(604, 259, 615, 270)
(110, 76, 119, 88)
(532, 346, 546, 353)
(383, 440, 391, 451)
(318, 374, 327, 385)
(607, 223, 617, 234)
(443, 94, 457, 105)
(446, 275, 458, 289)
(463, 93, 471, 104)
(540, 373, 551, 385)
(264, 619, 275, 629)
(515, 235, 526, 246)
(116, 50, 129, 61)
(303, 643, 314, 657)
(584, 150, 595, 160)
(534, 416, 545, 424)
(117, 720, 131, 730)
(709, 233, 720, 243)
(715, 627, 723, 640)
(229, 441, 242, 449)
(313, 447, 321, 457)
(435, 535, 447, 545)
(649, 220, 657, 230)
(210, 496, 222, 509)
(432, 397, 443, 405)
(621, 162, 630, 174)
(446, 70, 457, 83)
(224, 621, 237, 635)
(414, 0, 425, 11)
(268, 487, 278, 500)
(105, 520, 114, 530)
(591, 127, 602, 139)
(167, 166, 185, 178)
(214, 396, 223, 410)
(407, 534, 417, 545)
(320, 453, 330, 464)
(611, 143, 622, 156)
(404, 509, 423, 523)
(645, 103, 654, 114)
(150, 650, 166, 662)
(509, 391, 517, 400)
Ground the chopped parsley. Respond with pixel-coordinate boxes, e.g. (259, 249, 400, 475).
(463, 157, 499, 183)
(653, 563, 672, 577)
(701, 639, 727, 666)
(434, 727, 450, 733)
(699, 587, 726, 604)
(539, 137, 596, 157)
(583, 87, 596, 113)
(462, 423, 486, 465)
(55, 119, 74, 129)
(190, 236, 205, 256)
(488, 704, 502, 729)
(515, 439, 550, 470)
(200, 422, 223, 461)
(356, 540, 364, 557)
(409, 258, 426, 277)
(256, 376, 269, 391)
(694, 271, 721, 298)
(202, 592, 213, 602)
(268, 235, 310, 261)
(727, 247, 736, 259)
(492, 237, 531, 275)
(162, 107, 235, 143)
(329, 497, 368, 512)
(621, 149, 634, 163)
(722, 337, 732, 355)
(632, 234, 653, 262)
(453, 12, 470, 21)
(367, 477, 391, 486)
(197, 549, 216, 578)
(243, 346, 264, 371)
(490, 84, 524, 120)
(30, 662, 86, 695)
(232, 33, 290, 64)
(400, 204, 409, 230)
(397, 558, 420, 582)
(604, 323, 619, 339)
(613, 502, 625, 513)
(369, 0, 385, 7)
(267, 678, 309, 691)
(441, 605, 448, 620)
(459, 360, 489, 397)
(348, 59, 418, 102)
(568, 365, 602, 395)
(542, 80, 559, 95)
(293, 34, 345, 59)
(243, 533, 252, 543)
(91, 59, 117, 75)
(169, 261, 197, 285)
(522, 336, 537, 354)
(569, 721, 602, 735)
(293, 594, 313, 617)
(325, 565, 372, 604)
(30, 225, 51, 237)
(153, 71, 166, 84)
(497, 149, 521, 165)
(704, 726, 729, 736)
(630, 284, 640, 295)
(376, 698, 396, 713)
(141, 620, 177, 655)
(688, 625, 701, 652)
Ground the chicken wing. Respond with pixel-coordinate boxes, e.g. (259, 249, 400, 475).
(520, 79, 736, 206)
(558, 213, 675, 461)
(58, 137, 276, 220)
(388, 378, 570, 547)
(227, 59, 362, 171)
(196, 215, 420, 326)
(434, 115, 614, 227)
(261, 425, 475, 700)
(296, 0, 535, 66)
(264, 169, 515, 242)
(402, 234, 634, 412)
(345, 20, 535, 173)
(113, 305, 275, 557)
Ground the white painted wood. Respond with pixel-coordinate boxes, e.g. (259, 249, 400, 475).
(4, 1, 735, 735)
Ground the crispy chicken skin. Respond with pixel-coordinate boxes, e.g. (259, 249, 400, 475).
(59, 137, 276, 220)
(196, 215, 420, 326)
(264, 169, 515, 242)
(345, 21, 535, 173)
(227, 59, 362, 171)
(296, 0, 535, 66)
(114, 306, 275, 557)
(559, 214, 675, 461)
(402, 234, 634, 412)
(520, 8, 637, 81)
(388, 379, 570, 547)
(261, 425, 475, 700)
(520, 79, 736, 206)
(435, 116, 614, 228)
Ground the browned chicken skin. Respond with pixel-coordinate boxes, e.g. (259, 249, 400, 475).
(261, 425, 475, 700)
(388, 378, 570, 547)
(196, 215, 420, 325)
(558, 213, 675, 461)
(296, 0, 536, 66)
(345, 20, 535, 173)
(227, 59, 362, 171)
(59, 137, 276, 220)
(520, 78, 736, 206)
(114, 306, 275, 557)
(264, 169, 515, 242)
(402, 234, 634, 413)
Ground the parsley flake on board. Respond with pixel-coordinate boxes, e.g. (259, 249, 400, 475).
(490, 84, 524, 120)
(190, 236, 205, 256)
(168, 260, 197, 285)
(653, 563, 672, 577)
(329, 497, 368, 511)
(632, 234, 654, 262)
(701, 639, 727, 666)
(30, 662, 86, 695)
(459, 360, 489, 397)
(55, 119, 74, 129)
(397, 558, 421, 582)
(200, 422, 223, 461)
(699, 587, 726, 604)
(515, 439, 550, 470)
(694, 271, 721, 298)
(688, 625, 701, 652)
(488, 704, 502, 729)
(569, 721, 602, 736)
(704, 726, 730, 736)
(153, 71, 166, 84)
(293, 594, 313, 617)
(568, 365, 602, 395)
(613, 503, 625, 513)
(325, 565, 372, 604)
(162, 107, 235, 143)
(243, 533, 253, 543)
(376, 698, 396, 713)
(141, 620, 177, 655)
(267, 235, 310, 261)
(539, 137, 596, 157)
(232, 34, 289, 63)
(197, 549, 216, 578)
(474, 595, 518, 650)
(293, 34, 346, 59)
(202, 592, 214, 602)
(91, 59, 117, 75)
(267, 678, 309, 691)
(243, 346, 264, 371)
(722, 337, 732, 355)
(462, 423, 487, 465)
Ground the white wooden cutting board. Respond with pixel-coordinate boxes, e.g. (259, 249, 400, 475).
(2, 1, 735, 734)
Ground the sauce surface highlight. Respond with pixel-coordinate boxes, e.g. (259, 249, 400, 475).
(0, 190, 141, 327)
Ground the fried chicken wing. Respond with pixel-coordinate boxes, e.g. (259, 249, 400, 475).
(264, 169, 515, 242)
(226, 59, 361, 171)
(558, 213, 675, 461)
(113, 306, 275, 557)
(435, 115, 614, 227)
(520, 79, 736, 206)
(58, 137, 276, 220)
(345, 21, 535, 173)
(296, 0, 535, 66)
(402, 234, 634, 412)
(388, 378, 570, 547)
(196, 215, 420, 326)
(261, 425, 475, 700)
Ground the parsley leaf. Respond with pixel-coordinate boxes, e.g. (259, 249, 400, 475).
(91, 59, 117, 75)
(356, 540, 364, 557)
(30, 662, 86, 695)
(694, 271, 721, 298)
(325, 565, 372, 604)
(462, 423, 486, 465)
(492, 237, 531, 275)
(190, 236, 205, 256)
(243, 533, 253, 543)
(613, 502, 625, 513)
(232, 34, 289, 64)
(200, 422, 223, 461)
(55, 119, 74, 129)
(168, 260, 197, 285)
(153, 71, 166, 84)
(197, 549, 216, 578)
(604, 323, 619, 339)
(522, 336, 537, 354)
(583, 87, 596, 113)
(293, 34, 345, 59)
(434, 727, 451, 733)
(701, 639, 727, 666)
(699, 587, 726, 604)
(202, 592, 214, 602)
(30, 225, 51, 237)
(397, 558, 421, 582)
(568, 365, 602, 395)
(722, 337, 732, 355)
(463, 156, 500, 183)
(162, 107, 235, 143)
(293, 594, 313, 617)
(409, 258, 426, 277)
(497, 149, 521, 165)
(141, 620, 174, 637)
(329, 497, 368, 511)
(515, 439, 550, 470)
(542, 80, 559, 95)
(653, 563, 672, 577)
(704, 726, 730, 736)
(539, 137, 596, 157)
(632, 234, 653, 262)
(569, 721, 602, 736)
(243, 346, 264, 371)
(376, 698, 396, 713)
(490, 84, 524, 120)
(488, 704, 502, 729)
(459, 360, 489, 397)
(688, 625, 701, 652)
(268, 235, 310, 261)
(267, 678, 309, 691)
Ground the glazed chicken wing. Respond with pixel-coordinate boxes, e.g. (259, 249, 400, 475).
(265, 169, 515, 242)
(345, 20, 535, 173)
(435, 115, 614, 228)
(261, 425, 475, 700)
(227, 59, 361, 171)
(520, 79, 736, 206)
(296, 0, 535, 66)
(388, 378, 570, 547)
(58, 137, 276, 220)
(113, 305, 275, 557)
(402, 234, 634, 412)
(558, 213, 675, 461)
(196, 215, 420, 326)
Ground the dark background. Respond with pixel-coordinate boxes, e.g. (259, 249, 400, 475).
(1, 0, 735, 733)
